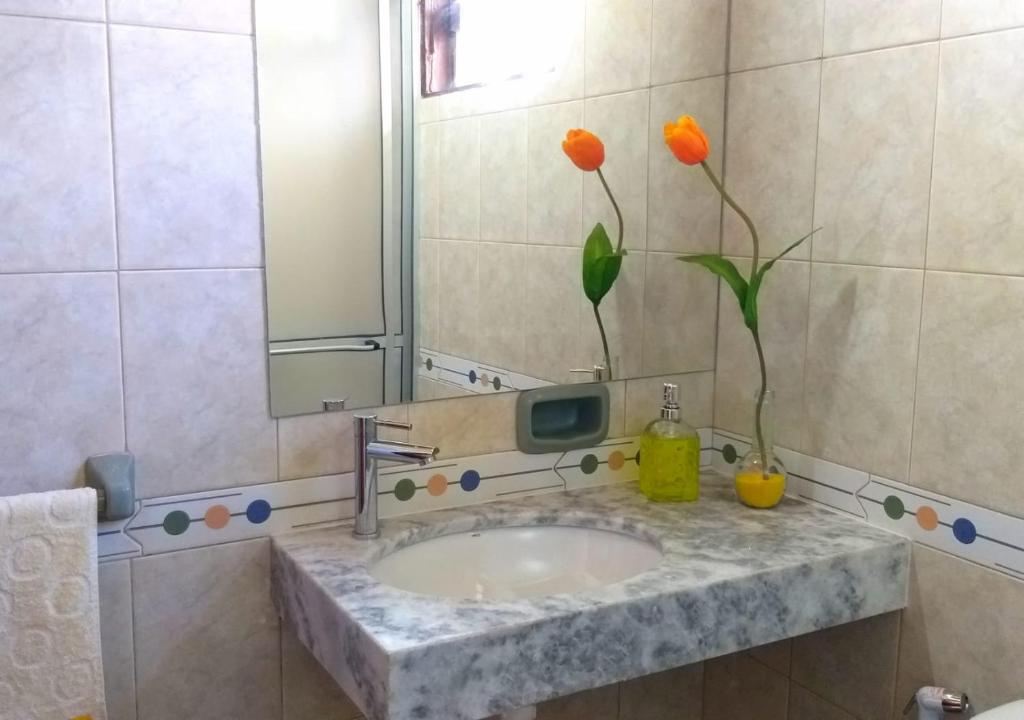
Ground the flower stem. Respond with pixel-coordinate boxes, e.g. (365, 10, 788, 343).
(597, 167, 624, 255)
(751, 328, 769, 479)
(592, 302, 613, 381)
(700, 160, 769, 477)
(700, 161, 760, 280)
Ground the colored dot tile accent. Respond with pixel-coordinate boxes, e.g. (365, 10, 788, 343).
(635, 449, 642, 465)
(916, 505, 939, 531)
(580, 454, 599, 474)
(395, 478, 416, 501)
(608, 451, 625, 471)
(425, 358, 433, 370)
(722, 444, 737, 464)
(162, 510, 190, 536)
(468, 370, 477, 384)
(460, 469, 481, 492)
(952, 517, 977, 544)
(492, 376, 501, 390)
(427, 474, 448, 496)
(204, 504, 230, 530)
(883, 495, 905, 520)
(246, 499, 272, 524)
(480, 373, 489, 386)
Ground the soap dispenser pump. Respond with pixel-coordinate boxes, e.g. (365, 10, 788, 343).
(638, 383, 700, 502)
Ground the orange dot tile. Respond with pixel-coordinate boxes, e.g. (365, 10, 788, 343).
(608, 450, 625, 471)
(916, 505, 939, 531)
(204, 504, 231, 530)
(427, 474, 449, 496)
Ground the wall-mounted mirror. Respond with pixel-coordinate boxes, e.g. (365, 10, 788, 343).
(257, 0, 719, 417)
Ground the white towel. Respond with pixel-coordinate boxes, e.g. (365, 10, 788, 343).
(0, 489, 107, 720)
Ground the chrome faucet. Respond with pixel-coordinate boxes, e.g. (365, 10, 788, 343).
(353, 414, 438, 539)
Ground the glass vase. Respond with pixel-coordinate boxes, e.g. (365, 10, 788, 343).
(734, 388, 787, 508)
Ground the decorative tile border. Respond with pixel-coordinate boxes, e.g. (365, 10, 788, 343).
(712, 429, 1024, 582)
(97, 430, 714, 561)
(418, 348, 550, 395)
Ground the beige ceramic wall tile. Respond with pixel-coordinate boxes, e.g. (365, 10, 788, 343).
(641, 253, 718, 376)
(277, 406, 408, 481)
(537, 683, 618, 720)
(723, 61, 820, 259)
(788, 684, 855, 720)
(439, 117, 481, 240)
(625, 371, 714, 435)
(437, 240, 479, 360)
(0, 273, 124, 494)
(480, 110, 528, 243)
(417, 237, 439, 351)
(714, 259, 809, 450)
(619, 663, 703, 720)
(133, 539, 280, 720)
(704, 651, 789, 720)
(523, 245, 581, 383)
(895, 546, 1024, 715)
(110, 25, 261, 269)
(910, 272, 1024, 517)
(527, 101, 584, 246)
(0, 16, 115, 272)
(407, 392, 518, 460)
(823, 0, 940, 56)
(791, 612, 900, 720)
(927, 29, 1024, 274)
(583, 89, 650, 251)
(417, 123, 440, 239)
(729, 0, 824, 71)
(813, 45, 938, 268)
(282, 623, 362, 720)
(804, 264, 923, 480)
(584, 0, 652, 96)
(108, 0, 252, 33)
(578, 252, 645, 379)
(0, 0, 104, 20)
(120, 270, 277, 497)
(651, 0, 728, 85)
(647, 76, 726, 255)
(99, 561, 136, 720)
(941, 0, 1024, 36)
(477, 242, 527, 370)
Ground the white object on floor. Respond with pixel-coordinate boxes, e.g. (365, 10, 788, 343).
(0, 488, 107, 720)
(976, 700, 1024, 719)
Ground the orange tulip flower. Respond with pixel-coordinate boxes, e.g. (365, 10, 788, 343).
(562, 129, 605, 172)
(664, 115, 709, 165)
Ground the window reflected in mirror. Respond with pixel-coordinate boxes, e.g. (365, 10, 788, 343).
(420, 0, 564, 96)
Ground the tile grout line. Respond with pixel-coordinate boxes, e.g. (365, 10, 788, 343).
(0, 10, 254, 37)
(710, 0, 735, 433)
(103, 0, 130, 456)
(905, 21, 944, 486)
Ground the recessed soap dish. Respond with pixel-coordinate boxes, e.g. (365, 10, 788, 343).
(516, 384, 610, 454)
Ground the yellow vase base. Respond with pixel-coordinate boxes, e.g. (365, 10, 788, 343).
(734, 471, 785, 508)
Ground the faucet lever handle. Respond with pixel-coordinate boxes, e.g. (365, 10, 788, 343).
(374, 418, 412, 431)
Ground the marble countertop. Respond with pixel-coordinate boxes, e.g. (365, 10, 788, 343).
(271, 475, 910, 720)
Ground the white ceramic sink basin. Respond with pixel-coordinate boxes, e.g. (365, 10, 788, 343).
(370, 525, 662, 601)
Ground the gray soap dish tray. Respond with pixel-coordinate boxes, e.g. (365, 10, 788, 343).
(516, 383, 610, 454)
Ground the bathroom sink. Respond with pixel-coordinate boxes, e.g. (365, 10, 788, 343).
(370, 525, 663, 600)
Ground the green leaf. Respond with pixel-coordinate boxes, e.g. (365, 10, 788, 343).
(582, 223, 624, 305)
(742, 227, 822, 331)
(678, 254, 748, 310)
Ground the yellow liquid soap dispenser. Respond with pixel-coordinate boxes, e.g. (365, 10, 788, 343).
(638, 383, 700, 502)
